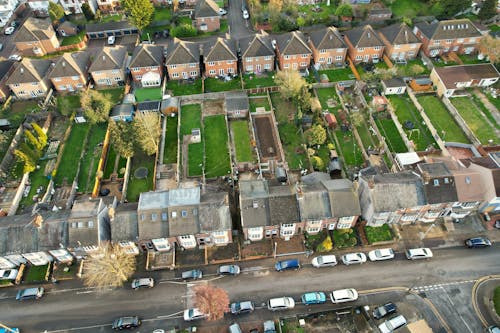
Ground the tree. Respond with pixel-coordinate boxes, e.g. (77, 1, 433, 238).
(32, 123, 47, 149)
(311, 155, 324, 170)
(80, 90, 112, 124)
(0, 130, 6, 146)
(81, 3, 95, 21)
(133, 112, 161, 156)
(95, 9, 102, 22)
(432, 0, 471, 19)
(82, 242, 136, 289)
(275, 70, 308, 101)
(193, 284, 230, 321)
(172, 0, 179, 12)
(305, 124, 326, 146)
(479, 35, 500, 63)
(478, 0, 496, 20)
(14, 142, 40, 173)
(56, 96, 74, 116)
(269, 0, 283, 13)
(404, 64, 426, 76)
(122, 0, 154, 31)
(335, 4, 353, 17)
(25, 130, 44, 151)
(109, 120, 136, 158)
(49, 2, 65, 22)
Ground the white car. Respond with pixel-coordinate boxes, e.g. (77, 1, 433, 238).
(311, 255, 337, 268)
(107, 36, 116, 45)
(131, 278, 154, 289)
(183, 308, 207, 321)
(267, 297, 295, 311)
(368, 248, 395, 262)
(218, 8, 227, 15)
(405, 247, 433, 260)
(8, 54, 22, 62)
(0, 269, 18, 280)
(330, 288, 358, 303)
(378, 314, 407, 333)
(4, 26, 15, 35)
(341, 252, 367, 265)
(242, 9, 249, 19)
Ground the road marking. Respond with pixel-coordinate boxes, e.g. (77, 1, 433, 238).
(75, 291, 93, 295)
(40, 323, 109, 332)
(440, 286, 475, 333)
(411, 279, 476, 292)
(157, 311, 184, 319)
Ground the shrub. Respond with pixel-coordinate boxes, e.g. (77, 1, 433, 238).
(316, 235, 333, 252)
(171, 24, 197, 38)
(365, 224, 394, 244)
(333, 228, 357, 249)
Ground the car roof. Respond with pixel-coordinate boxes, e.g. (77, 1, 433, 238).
(470, 237, 487, 243)
(344, 253, 361, 259)
(303, 292, 324, 301)
(269, 297, 288, 306)
(409, 248, 429, 255)
(332, 289, 355, 299)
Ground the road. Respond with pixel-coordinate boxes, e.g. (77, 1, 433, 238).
(1, 245, 499, 332)
(227, 0, 253, 40)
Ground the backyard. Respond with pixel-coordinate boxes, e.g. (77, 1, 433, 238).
(249, 97, 270, 113)
(203, 115, 231, 178)
(127, 151, 155, 202)
(54, 123, 90, 186)
(388, 0, 430, 17)
(134, 87, 162, 102)
(77, 123, 107, 194)
(100, 87, 125, 104)
(166, 79, 203, 96)
(417, 95, 470, 144)
(318, 68, 355, 82)
(204, 77, 242, 93)
(60, 30, 86, 46)
(243, 72, 276, 89)
(316, 87, 341, 113)
(375, 117, 408, 153)
(230, 120, 255, 163)
(180, 104, 203, 177)
(163, 115, 178, 164)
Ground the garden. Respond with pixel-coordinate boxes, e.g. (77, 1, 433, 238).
(100, 87, 125, 105)
(374, 116, 408, 153)
(249, 96, 271, 113)
(54, 123, 90, 186)
(24, 264, 50, 283)
(163, 115, 178, 164)
(471, 93, 500, 130)
(180, 104, 203, 177)
(230, 120, 255, 163)
(103, 145, 127, 180)
(332, 228, 358, 249)
(204, 77, 242, 93)
(134, 87, 162, 102)
(127, 151, 155, 202)
(203, 115, 231, 178)
(388, 0, 430, 17)
(77, 123, 107, 194)
(364, 224, 394, 245)
(318, 68, 355, 82)
(243, 72, 276, 89)
(166, 79, 203, 96)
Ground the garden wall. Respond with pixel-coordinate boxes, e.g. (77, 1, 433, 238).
(0, 123, 23, 177)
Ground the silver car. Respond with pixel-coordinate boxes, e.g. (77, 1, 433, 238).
(131, 278, 154, 289)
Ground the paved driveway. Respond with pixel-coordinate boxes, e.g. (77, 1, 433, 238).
(227, 0, 253, 40)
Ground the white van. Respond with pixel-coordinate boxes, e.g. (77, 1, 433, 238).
(378, 315, 407, 333)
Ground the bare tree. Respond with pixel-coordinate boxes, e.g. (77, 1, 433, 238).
(82, 242, 136, 289)
(193, 284, 230, 321)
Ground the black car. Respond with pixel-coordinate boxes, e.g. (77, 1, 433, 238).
(111, 316, 141, 330)
(465, 237, 492, 248)
(372, 302, 397, 320)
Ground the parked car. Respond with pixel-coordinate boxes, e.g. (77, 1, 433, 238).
(301, 292, 326, 305)
(0, 328, 19, 333)
(275, 259, 300, 272)
(0, 43, 3, 51)
(341, 252, 367, 265)
(0, 269, 18, 280)
(405, 248, 433, 260)
(378, 315, 407, 333)
(228, 323, 242, 333)
(230, 301, 255, 315)
(372, 302, 397, 320)
(181, 269, 203, 281)
(8, 54, 21, 61)
(4, 26, 15, 35)
(329, 288, 358, 303)
(267, 297, 295, 311)
(242, 9, 249, 19)
(16, 287, 44, 301)
(311, 255, 337, 268)
(108, 36, 116, 45)
(112, 316, 141, 330)
(183, 308, 207, 321)
(218, 8, 227, 15)
(495, 220, 500, 229)
(263, 320, 276, 333)
(131, 278, 154, 289)
(488, 326, 500, 333)
(368, 248, 395, 262)
(10, 21, 18, 28)
(465, 237, 491, 248)
(218, 264, 240, 276)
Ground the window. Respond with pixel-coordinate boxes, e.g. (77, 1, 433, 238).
(71, 222, 76, 228)
(307, 227, 320, 233)
(302, 54, 309, 58)
(300, 62, 307, 67)
(209, 69, 216, 75)
(246, 57, 252, 62)
(227, 61, 234, 65)
(141, 214, 145, 221)
(54, 78, 62, 82)
(161, 212, 167, 221)
(189, 63, 196, 67)
(227, 68, 233, 73)
(172, 73, 179, 78)
(284, 64, 289, 68)
(208, 61, 215, 66)
(319, 57, 324, 62)
(282, 223, 294, 228)
(58, 85, 66, 90)
(264, 64, 271, 69)
(88, 221, 94, 228)
(281, 230, 294, 236)
(335, 55, 342, 60)
(181, 210, 187, 217)
(246, 65, 253, 71)
(284, 55, 290, 60)
(374, 46, 381, 50)
(320, 49, 326, 54)
(114, 77, 122, 81)
(469, 38, 476, 43)
(444, 178, 449, 184)
(190, 71, 197, 76)
(394, 44, 400, 49)
(78, 222, 84, 228)
(111, 69, 119, 74)
(171, 211, 177, 218)
(193, 208, 198, 216)
(356, 55, 362, 60)
(32, 82, 38, 86)
(151, 213, 157, 221)
(264, 56, 272, 60)
(465, 176, 471, 184)
(433, 179, 439, 186)
(170, 64, 177, 69)
(358, 48, 364, 52)
(446, 39, 452, 44)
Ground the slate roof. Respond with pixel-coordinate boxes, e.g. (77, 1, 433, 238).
(138, 191, 169, 210)
(268, 186, 300, 225)
(14, 17, 54, 43)
(5, 58, 52, 85)
(0, 60, 15, 79)
(110, 203, 138, 242)
(195, 0, 220, 18)
(225, 91, 249, 111)
(165, 38, 200, 65)
(198, 192, 231, 232)
(137, 101, 160, 112)
(415, 19, 481, 40)
(70, 199, 103, 219)
(309, 27, 346, 50)
(48, 51, 90, 79)
(239, 180, 270, 228)
(298, 183, 332, 220)
(275, 31, 312, 56)
(110, 104, 134, 118)
(168, 187, 200, 206)
(417, 162, 458, 204)
(129, 44, 163, 68)
(345, 25, 384, 48)
(378, 23, 420, 45)
(322, 179, 361, 217)
(86, 21, 136, 33)
(432, 64, 500, 89)
(382, 77, 405, 88)
(239, 33, 274, 59)
(89, 46, 127, 72)
(204, 38, 237, 62)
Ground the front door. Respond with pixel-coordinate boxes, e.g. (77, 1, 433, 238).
(327, 57, 332, 64)
(292, 63, 297, 70)
(182, 72, 188, 79)
(256, 64, 261, 72)
(364, 54, 370, 62)
(219, 68, 224, 76)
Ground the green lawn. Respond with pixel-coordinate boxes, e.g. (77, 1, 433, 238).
(494, 286, 500, 316)
(1, 100, 40, 126)
(249, 97, 270, 113)
(389, 0, 430, 17)
(180, 104, 202, 135)
(134, 87, 162, 102)
(166, 79, 203, 96)
(450, 97, 499, 145)
(389, 95, 438, 151)
(61, 30, 86, 46)
(475, 93, 500, 130)
(101, 14, 122, 23)
(103, 145, 117, 179)
(243, 72, 276, 89)
(100, 87, 124, 104)
(333, 129, 364, 167)
(318, 68, 355, 82)
(77, 123, 107, 193)
(204, 115, 231, 178)
(57, 94, 81, 110)
(188, 143, 203, 177)
(396, 59, 431, 76)
(152, 7, 172, 21)
(54, 123, 90, 186)
(231, 120, 254, 162)
(19, 159, 50, 208)
(316, 87, 341, 112)
(24, 264, 49, 282)
(296, 2, 337, 23)
(489, 24, 500, 32)
(375, 117, 408, 153)
(356, 121, 377, 149)
(127, 151, 155, 202)
(332, 228, 357, 249)
(163, 115, 178, 164)
(417, 95, 470, 143)
(204, 77, 242, 93)
(365, 224, 394, 244)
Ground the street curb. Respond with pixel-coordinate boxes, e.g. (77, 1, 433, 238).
(409, 290, 453, 333)
(471, 274, 500, 328)
(358, 286, 408, 295)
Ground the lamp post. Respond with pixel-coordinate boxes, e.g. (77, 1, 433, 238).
(273, 241, 277, 258)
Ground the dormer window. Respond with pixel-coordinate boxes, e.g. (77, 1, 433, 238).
(433, 179, 439, 186)
(465, 176, 471, 184)
(444, 178, 449, 184)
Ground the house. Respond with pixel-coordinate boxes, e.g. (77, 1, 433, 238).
(110, 103, 134, 121)
(416, 162, 458, 204)
(110, 203, 138, 242)
(27, 0, 49, 17)
(0, 0, 18, 27)
(129, 44, 164, 87)
(430, 64, 500, 97)
(89, 46, 128, 87)
(48, 51, 90, 93)
(59, 0, 97, 15)
(381, 78, 406, 95)
(14, 18, 60, 56)
(413, 19, 482, 57)
(308, 27, 347, 69)
(0, 60, 15, 101)
(193, 0, 220, 32)
(239, 32, 275, 74)
(203, 38, 237, 78)
(378, 23, 422, 61)
(165, 38, 200, 81)
(57, 21, 79, 37)
(68, 197, 116, 248)
(96, 0, 120, 13)
(344, 25, 385, 64)
(5, 58, 52, 99)
(137, 187, 232, 248)
(225, 91, 249, 119)
(275, 31, 312, 71)
(367, 8, 392, 21)
(86, 21, 138, 40)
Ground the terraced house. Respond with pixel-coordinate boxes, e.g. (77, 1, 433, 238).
(165, 38, 200, 80)
(239, 32, 275, 74)
(275, 31, 312, 71)
(129, 44, 164, 87)
(14, 17, 60, 56)
(5, 58, 52, 99)
(89, 46, 127, 87)
(308, 26, 347, 68)
(413, 19, 482, 57)
(344, 25, 385, 64)
(378, 23, 421, 61)
(48, 51, 91, 92)
(203, 38, 237, 78)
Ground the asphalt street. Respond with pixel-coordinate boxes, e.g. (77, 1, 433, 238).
(227, 0, 254, 40)
(0, 245, 499, 332)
